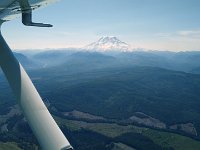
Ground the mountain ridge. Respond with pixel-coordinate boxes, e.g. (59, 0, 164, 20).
(85, 36, 131, 51)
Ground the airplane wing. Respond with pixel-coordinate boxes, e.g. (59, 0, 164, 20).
(0, 1, 73, 150)
(0, 0, 57, 26)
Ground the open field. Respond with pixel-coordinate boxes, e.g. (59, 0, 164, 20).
(55, 116, 200, 150)
(0, 142, 21, 150)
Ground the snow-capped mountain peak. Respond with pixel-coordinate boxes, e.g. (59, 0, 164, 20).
(85, 36, 131, 51)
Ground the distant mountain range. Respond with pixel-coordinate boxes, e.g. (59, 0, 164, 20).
(18, 50, 200, 74)
(85, 36, 131, 51)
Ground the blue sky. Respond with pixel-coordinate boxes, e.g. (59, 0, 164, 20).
(2, 0, 200, 51)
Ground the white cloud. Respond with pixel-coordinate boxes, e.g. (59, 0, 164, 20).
(156, 29, 200, 40)
(177, 30, 200, 39)
(141, 29, 200, 51)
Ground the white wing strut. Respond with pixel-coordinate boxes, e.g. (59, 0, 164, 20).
(0, 17, 73, 150)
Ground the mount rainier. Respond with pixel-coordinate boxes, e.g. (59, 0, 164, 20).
(85, 36, 131, 52)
